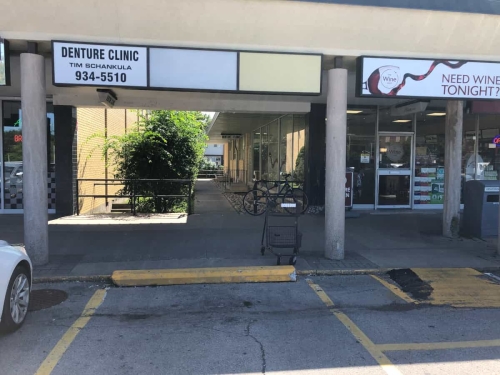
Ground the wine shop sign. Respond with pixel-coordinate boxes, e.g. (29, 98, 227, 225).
(357, 56, 500, 100)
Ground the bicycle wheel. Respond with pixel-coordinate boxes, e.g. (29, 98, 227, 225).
(283, 188, 309, 214)
(242, 189, 268, 216)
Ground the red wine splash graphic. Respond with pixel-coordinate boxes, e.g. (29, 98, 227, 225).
(364, 60, 468, 96)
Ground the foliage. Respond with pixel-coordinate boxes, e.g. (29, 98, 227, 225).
(94, 110, 208, 213)
(199, 159, 223, 171)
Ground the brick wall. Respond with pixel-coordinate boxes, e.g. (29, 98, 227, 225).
(77, 108, 106, 214)
(106, 109, 127, 197)
(76, 108, 136, 214)
(126, 109, 139, 132)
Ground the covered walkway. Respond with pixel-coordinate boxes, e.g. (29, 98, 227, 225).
(194, 179, 235, 215)
(1, 180, 499, 277)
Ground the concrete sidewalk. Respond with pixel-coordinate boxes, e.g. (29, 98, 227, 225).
(1, 180, 499, 278)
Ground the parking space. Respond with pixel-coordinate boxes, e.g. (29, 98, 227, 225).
(0, 283, 104, 375)
(1, 274, 500, 375)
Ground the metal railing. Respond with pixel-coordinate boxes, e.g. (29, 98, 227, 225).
(215, 169, 249, 190)
(75, 178, 193, 215)
(197, 169, 225, 179)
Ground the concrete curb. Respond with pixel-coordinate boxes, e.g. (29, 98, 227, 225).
(33, 267, 498, 284)
(112, 266, 297, 286)
(33, 275, 112, 284)
(297, 269, 391, 276)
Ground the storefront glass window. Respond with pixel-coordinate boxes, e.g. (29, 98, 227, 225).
(252, 130, 260, 180)
(379, 110, 413, 133)
(2, 101, 55, 211)
(413, 111, 445, 206)
(260, 125, 269, 180)
(477, 115, 500, 181)
(462, 115, 478, 183)
(346, 109, 376, 204)
(267, 119, 280, 181)
(292, 115, 306, 183)
(279, 115, 294, 179)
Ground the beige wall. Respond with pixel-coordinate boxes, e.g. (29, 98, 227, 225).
(3, 0, 500, 61)
(77, 108, 137, 214)
(76, 108, 106, 214)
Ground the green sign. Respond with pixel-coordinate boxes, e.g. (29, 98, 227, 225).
(430, 167, 445, 204)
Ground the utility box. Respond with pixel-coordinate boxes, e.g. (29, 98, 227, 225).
(463, 180, 500, 238)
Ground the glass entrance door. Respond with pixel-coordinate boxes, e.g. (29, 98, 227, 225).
(377, 133, 413, 208)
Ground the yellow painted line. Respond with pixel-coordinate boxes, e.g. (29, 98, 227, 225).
(413, 268, 500, 308)
(112, 266, 296, 286)
(371, 275, 418, 304)
(35, 289, 107, 375)
(377, 339, 500, 352)
(306, 280, 402, 375)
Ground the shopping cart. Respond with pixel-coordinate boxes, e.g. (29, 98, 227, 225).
(260, 198, 302, 266)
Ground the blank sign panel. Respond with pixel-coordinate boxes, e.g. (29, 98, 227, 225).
(239, 52, 322, 94)
(149, 48, 238, 91)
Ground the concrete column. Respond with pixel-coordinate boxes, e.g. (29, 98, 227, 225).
(443, 100, 463, 238)
(325, 68, 348, 260)
(21, 53, 48, 265)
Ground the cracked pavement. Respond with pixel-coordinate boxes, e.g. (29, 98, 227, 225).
(2, 276, 500, 374)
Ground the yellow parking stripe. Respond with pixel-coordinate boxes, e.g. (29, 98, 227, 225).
(371, 275, 418, 304)
(35, 289, 107, 375)
(413, 268, 500, 308)
(377, 339, 500, 352)
(307, 280, 402, 375)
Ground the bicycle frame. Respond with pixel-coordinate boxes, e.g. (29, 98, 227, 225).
(254, 178, 293, 202)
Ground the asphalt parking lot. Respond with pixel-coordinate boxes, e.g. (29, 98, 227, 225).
(1, 274, 500, 375)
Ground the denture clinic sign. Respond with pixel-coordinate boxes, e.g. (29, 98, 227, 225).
(357, 56, 500, 100)
(52, 41, 148, 87)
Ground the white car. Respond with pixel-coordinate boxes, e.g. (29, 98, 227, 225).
(0, 241, 32, 333)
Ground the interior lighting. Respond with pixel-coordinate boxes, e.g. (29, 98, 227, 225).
(346, 110, 363, 114)
(380, 148, 388, 153)
(427, 112, 447, 117)
(392, 119, 412, 123)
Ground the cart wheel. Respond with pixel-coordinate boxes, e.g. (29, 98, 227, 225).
(260, 246, 265, 256)
(289, 256, 297, 265)
(276, 257, 281, 265)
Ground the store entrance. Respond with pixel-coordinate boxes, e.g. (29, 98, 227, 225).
(376, 133, 414, 208)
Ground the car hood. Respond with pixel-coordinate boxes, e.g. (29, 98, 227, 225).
(0, 240, 28, 257)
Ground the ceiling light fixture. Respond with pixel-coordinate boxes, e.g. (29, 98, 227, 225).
(392, 119, 412, 123)
(346, 110, 363, 114)
(427, 112, 447, 117)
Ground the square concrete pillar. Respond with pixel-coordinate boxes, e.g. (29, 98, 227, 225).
(21, 53, 48, 265)
(325, 69, 348, 260)
(443, 100, 464, 238)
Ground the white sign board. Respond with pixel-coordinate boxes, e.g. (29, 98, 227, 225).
(52, 41, 147, 87)
(149, 48, 237, 90)
(357, 56, 500, 100)
(360, 152, 370, 164)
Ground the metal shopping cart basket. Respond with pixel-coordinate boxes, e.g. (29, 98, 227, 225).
(260, 198, 302, 266)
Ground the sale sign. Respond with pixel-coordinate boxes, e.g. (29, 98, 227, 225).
(357, 57, 500, 100)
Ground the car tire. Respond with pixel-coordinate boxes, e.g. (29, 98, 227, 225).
(0, 266, 30, 334)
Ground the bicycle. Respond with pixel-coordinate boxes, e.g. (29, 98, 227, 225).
(242, 173, 309, 216)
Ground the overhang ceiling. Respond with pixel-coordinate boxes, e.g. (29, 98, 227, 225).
(207, 113, 287, 142)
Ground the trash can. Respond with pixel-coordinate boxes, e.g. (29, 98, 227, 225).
(463, 180, 500, 238)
